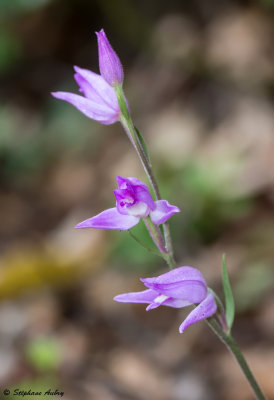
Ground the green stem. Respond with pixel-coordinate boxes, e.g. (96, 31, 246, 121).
(206, 318, 267, 400)
(115, 85, 175, 264)
(143, 218, 175, 269)
(143, 218, 166, 254)
(128, 230, 163, 258)
(119, 113, 161, 200)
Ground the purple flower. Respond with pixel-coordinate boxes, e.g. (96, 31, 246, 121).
(96, 29, 124, 86)
(51, 29, 123, 125)
(52, 66, 120, 125)
(75, 176, 180, 231)
(114, 266, 217, 333)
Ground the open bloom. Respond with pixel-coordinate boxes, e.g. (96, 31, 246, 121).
(114, 266, 217, 333)
(52, 30, 123, 125)
(75, 176, 180, 230)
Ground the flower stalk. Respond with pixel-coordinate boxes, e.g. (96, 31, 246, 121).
(143, 217, 167, 253)
(207, 318, 267, 400)
(115, 84, 175, 265)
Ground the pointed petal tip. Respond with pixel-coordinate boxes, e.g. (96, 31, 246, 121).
(73, 65, 81, 73)
(75, 221, 90, 229)
(113, 294, 123, 302)
(179, 325, 185, 334)
(96, 28, 123, 86)
(178, 291, 217, 333)
(95, 29, 105, 38)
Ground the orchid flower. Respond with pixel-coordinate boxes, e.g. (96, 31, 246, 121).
(114, 266, 217, 333)
(51, 29, 123, 125)
(75, 176, 180, 231)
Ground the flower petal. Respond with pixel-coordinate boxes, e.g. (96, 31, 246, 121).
(74, 66, 119, 110)
(51, 91, 119, 125)
(149, 200, 180, 225)
(75, 208, 139, 230)
(96, 29, 124, 86)
(141, 266, 207, 286)
(117, 176, 148, 190)
(146, 294, 170, 311)
(134, 186, 155, 211)
(141, 266, 207, 303)
(114, 289, 158, 303)
(127, 202, 150, 218)
(163, 298, 192, 308)
(116, 176, 155, 211)
(144, 280, 207, 303)
(179, 291, 217, 333)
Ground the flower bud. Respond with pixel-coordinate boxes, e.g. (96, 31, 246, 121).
(96, 29, 124, 86)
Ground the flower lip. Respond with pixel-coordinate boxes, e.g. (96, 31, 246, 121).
(114, 176, 155, 217)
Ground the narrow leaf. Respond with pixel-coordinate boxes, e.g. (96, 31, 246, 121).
(222, 254, 235, 332)
(134, 126, 150, 162)
(128, 230, 162, 258)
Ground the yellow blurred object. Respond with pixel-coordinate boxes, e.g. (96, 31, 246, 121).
(0, 229, 107, 300)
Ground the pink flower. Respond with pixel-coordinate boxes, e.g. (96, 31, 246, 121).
(51, 29, 123, 125)
(114, 266, 217, 333)
(75, 176, 180, 230)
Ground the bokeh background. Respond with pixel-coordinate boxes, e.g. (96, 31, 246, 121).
(1, 0, 274, 399)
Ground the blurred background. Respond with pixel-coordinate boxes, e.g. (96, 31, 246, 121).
(1, 0, 274, 399)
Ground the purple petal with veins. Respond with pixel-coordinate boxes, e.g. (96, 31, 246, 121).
(114, 176, 155, 217)
(74, 66, 118, 109)
(179, 290, 217, 333)
(96, 29, 124, 86)
(117, 176, 149, 191)
(141, 280, 207, 303)
(51, 91, 119, 125)
(141, 266, 207, 286)
(114, 289, 159, 304)
(150, 200, 180, 225)
(75, 207, 139, 230)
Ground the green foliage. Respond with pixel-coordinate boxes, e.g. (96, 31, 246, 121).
(134, 126, 151, 163)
